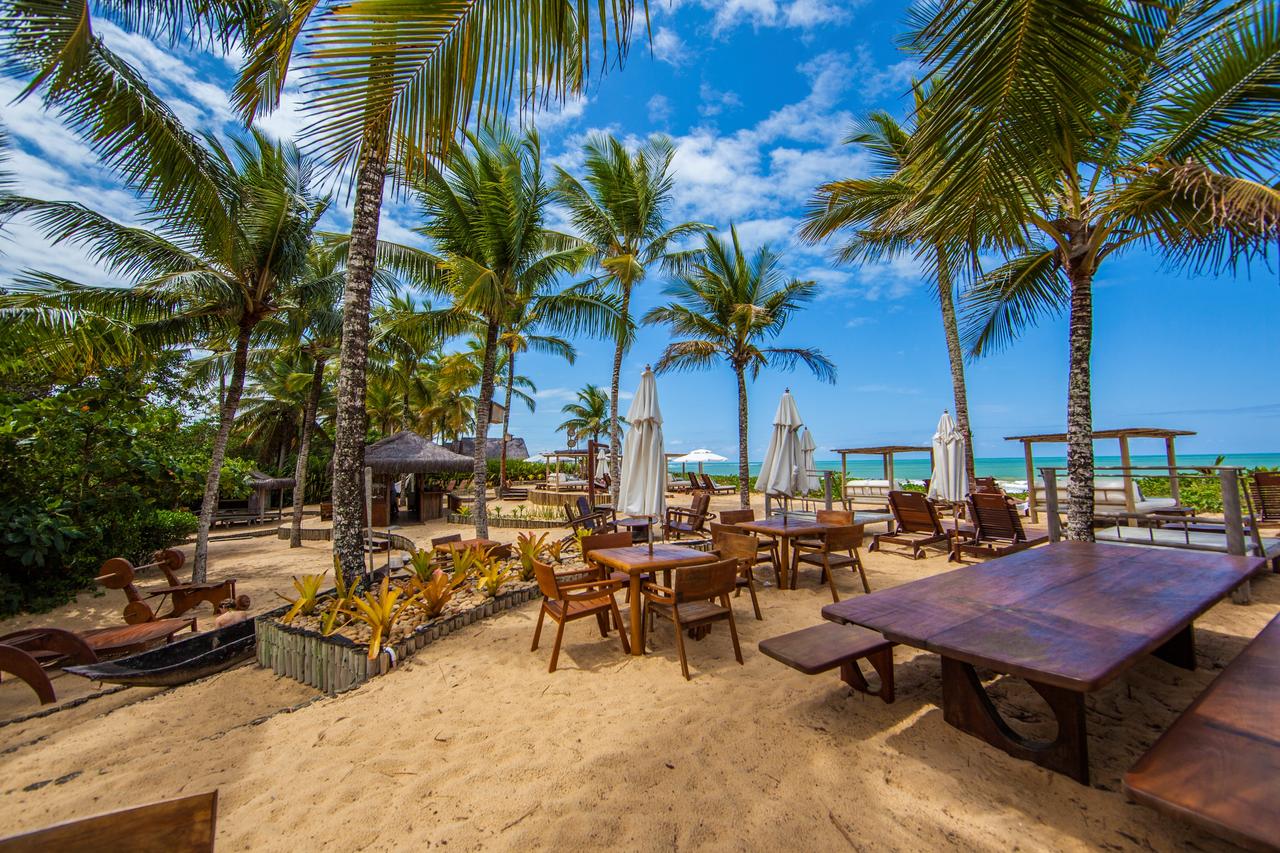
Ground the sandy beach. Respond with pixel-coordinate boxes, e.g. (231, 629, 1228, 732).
(1, 495, 1274, 852)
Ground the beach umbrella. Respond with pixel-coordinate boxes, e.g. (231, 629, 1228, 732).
(927, 410, 967, 503)
(671, 448, 728, 475)
(755, 389, 805, 498)
(618, 366, 667, 519)
(799, 429, 820, 493)
(596, 447, 610, 479)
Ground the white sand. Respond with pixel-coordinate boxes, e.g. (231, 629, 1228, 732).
(0, 496, 1274, 851)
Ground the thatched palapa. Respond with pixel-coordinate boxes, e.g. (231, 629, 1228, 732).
(364, 431, 473, 475)
(449, 436, 529, 461)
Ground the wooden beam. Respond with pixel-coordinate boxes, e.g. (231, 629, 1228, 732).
(1165, 436, 1181, 504)
(1119, 436, 1136, 524)
(1024, 441, 1038, 524)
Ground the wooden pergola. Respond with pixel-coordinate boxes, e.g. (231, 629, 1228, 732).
(1005, 427, 1196, 523)
(832, 445, 934, 489)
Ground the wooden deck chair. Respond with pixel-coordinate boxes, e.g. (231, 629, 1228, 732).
(714, 510, 780, 584)
(529, 559, 629, 672)
(791, 524, 870, 601)
(641, 559, 744, 680)
(712, 529, 763, 620)
(973, 476, 1003, 494)
(950, 493, 1048, 564)
(96, 550, 242, 624)
(871, 491, 953, 559)
(699, 473, 735, 496)
(687, 471, 701, 491)
(563, 497, 616, 538)
(0, 791, 217, 852)
(664, 492, 715, 540)
(1250, 471, 1280, 523)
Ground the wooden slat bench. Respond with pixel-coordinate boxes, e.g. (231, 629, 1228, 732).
(759, 622, 895, 703)
(1123, 613, 1280, 852)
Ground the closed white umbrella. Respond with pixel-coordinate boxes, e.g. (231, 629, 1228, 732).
(618, 366, 667, 519)
(927, 410, 967, 503)
(671, 448, 727, 475)
(755, 389, 805, 498)
(596, 448, 610, 480)
(799, 429, 820, 493)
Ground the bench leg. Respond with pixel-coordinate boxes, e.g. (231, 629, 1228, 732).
(839, 647, 895, 704)
(1152, 624, 1196, 670)
(940, 657, 1089, 785)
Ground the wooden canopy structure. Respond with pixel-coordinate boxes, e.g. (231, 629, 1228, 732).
(248, 470, 294, 522)
(1004, 427, 1196, 523)
(832, 445, 934, 489)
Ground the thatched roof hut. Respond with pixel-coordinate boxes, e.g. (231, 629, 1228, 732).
(365, 431, 473, 475)
(250, 470, 295, 490)
(449, 436, 529, 461)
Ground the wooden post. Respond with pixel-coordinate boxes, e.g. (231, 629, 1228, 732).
(840, 453, 848, 494)
(1165, 436, 1180, 504)
(1043, 468, 1062, 542)
(824, 471, 834, 511)
(1024, 441, 1038, 524)
(1221, 468, 1251, 604)
(885, 453, 895, 490)
(1119, 436, 1136, 524)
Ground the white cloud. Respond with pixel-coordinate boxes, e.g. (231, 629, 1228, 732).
(253, 85, 310, 144)
(785, 0, 854, 28)
(671, 0, 860, 35)
(647, 94, 672, 124)
(698, 83, 742, 117)
(521, 92, 590, 133)
(652, 26, 687, 65)
(731, 217, 798, 246)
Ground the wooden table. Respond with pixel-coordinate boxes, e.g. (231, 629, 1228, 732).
(822, 541, 1262, 783)
(587, 544, 716, 656)
(615, 516, 654, 544)
(735, 517, 843, 589)
(432, 538, 511, 559)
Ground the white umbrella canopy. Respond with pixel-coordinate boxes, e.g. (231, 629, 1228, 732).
(596, 448, 611, 479)
(927, 410, 967, 503)
(618, 367, 667, 519)
(755, 389, 805, 497)
(671, 448, 728, 475)
(799, 429, 820, 493)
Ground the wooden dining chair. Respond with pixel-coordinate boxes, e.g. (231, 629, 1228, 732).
(794, 509, 855, 549)
(791, 524, 869, 602)
(530, 559, 629, 672)
(579, 531, 643, 613)
(713, 529, 763, 621)
(716, 509, 781, 579)
(641, 559, 744, 680)
(664, 492, 715, 540)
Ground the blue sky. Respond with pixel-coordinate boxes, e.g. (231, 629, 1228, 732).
(3, 0, 1278, 461)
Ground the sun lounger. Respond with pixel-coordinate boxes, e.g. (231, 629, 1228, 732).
(950, 493, 1049, 563)
(1250, 471, 1280, 523)
(698, 473, 735, 496)
(871, 491, 955, 559)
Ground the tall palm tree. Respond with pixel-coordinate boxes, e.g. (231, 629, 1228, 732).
(406, 124, 594, 537)
(554, 134, 709, 505)
(3, 0, 641, 580)
(558, 384, 612, 445)
(905, 0, 1280, 539)
(801, 96, 980, 483)
(644, 227, 837, 508)
(0, 131, 326, 581)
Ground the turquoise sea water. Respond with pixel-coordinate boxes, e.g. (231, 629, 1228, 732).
(671, 453, 1280, 482)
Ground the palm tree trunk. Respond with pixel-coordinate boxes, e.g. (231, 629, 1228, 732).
(498, 349, 515, 494)
(331, 114, 390, 582)
(735, 365, 750, 509)
(472, 320, 500, 538)
(192, 323, 251, 582)
(935, 246, 976, 485)
(1065, 264, 1095, 541)
(288, 357, 326, 548)
(608, 285, 631, 507)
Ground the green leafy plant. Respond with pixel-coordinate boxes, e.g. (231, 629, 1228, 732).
(279, 572, 327, 623)
(474, 560, 516, 598)
(545, 539, 567, 563)
(450, 547, 485, 584)
(350, 578, 418, 660)
(320, 558, 358, 637)
(515, 531, 549, 580)
(405, 548, 437, 582)
(404, 570, 455, 619)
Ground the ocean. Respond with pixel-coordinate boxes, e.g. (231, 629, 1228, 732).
(671, 453, 1280, 483)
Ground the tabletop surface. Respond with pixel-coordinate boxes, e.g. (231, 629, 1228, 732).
(615, 517, 653, 527)
(737, 517, 837, 537)
(587, 544, 717, 573)
(822, 541, 1262, 691)
(433, 537, 500, 550)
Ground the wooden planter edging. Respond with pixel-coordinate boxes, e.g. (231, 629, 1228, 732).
(444, 513, 562, 529)
(255, 584, 541, 693)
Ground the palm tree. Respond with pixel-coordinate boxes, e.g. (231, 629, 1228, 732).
(406, 124, 592, 538)
(905, 0, 1280, 539)
(644, 227, 837, 507)
(801, 96, 980, 483)
(0, 132, 326, 581)
(558, 384, 612, 445)
(3, 0, 642, 580)
(554, 134, 709, 505)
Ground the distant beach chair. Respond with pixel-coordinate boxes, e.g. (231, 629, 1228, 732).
(950, 493, 1048, 564)
(664, 493, 715, 540)
(871, 491, 954, 559)
(96, 549, 242, 624)
(1250, 471, 1280, 523)
(699, 473, 735, 496)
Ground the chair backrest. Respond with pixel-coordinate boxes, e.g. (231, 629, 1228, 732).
(531, 559, 563, 600)
(816, 509, 853, 526)
(575, 496, 592, 519)
(824, 524, 865, 552)
(673, 559, 739, 602)
(1252, 472, 1280, 520)
(717, 531, 758, 567)
(581, 530, 631, 559)
(709, 522, 734, 547)
(718, 508, 754, 526)
(688, 472, 700, 489)
(973, 477, 1002, 494)
(699, 473, 714, 490)
(969, 493, 1026, 542)
(431, 533, 462, 548)
(888, 491, 943, 534)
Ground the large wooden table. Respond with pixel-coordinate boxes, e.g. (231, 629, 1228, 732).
(735, 517, 844, 589)
(587, 544, 716, 656)
(822, 541, 1262, 783)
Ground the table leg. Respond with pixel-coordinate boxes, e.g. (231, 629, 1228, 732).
(779, 537, 791, 589)
(629, 574, 644, 656)
(940, 657, 1090, 785)
(1152, 624, 1196, 670)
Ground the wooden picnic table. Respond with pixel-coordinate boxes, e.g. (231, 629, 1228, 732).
(587, 544, 717, 656)
(735, 517, 843, 590)
(822, 541, 1262, 784)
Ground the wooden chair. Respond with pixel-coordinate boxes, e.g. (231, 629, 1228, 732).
(791, 525, 869, 602)
(564, 497, 616, 537)
(871, 491, 953, 559)
(530, 559, 629, 672)
(794, 509, 855, 549)
(664, 492, 715, 540)
(950, 493, 1048, 563)
(1250, 471, 1280, 523)
(641, 559, 744, 680)
(580, 530, 636, 591)
(716, 509, 780, 582)
(687, 471, 701, 491)
(712, 529, 763, 620)
(699, 473, 735, 496)
(0, 791, 218, 853)
(973, 476, 1002, 494)
(96, 550, 242, 624)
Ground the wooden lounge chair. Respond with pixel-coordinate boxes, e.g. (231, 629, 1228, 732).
(871, 491, 954, 559)
(1250, 471, 1280, 523)
(950, 493, 1048, 564)
(641, 559, 744, 680)
(530, 559, 629, 672)
(0, 790, 217, 852)
(791, 524, 869, 601)
(687, 471, 701, 491)
(973, 476, 1002, 494)
(564, 497, 617, 537)
(663, 493, 715, 540)
(97, 550, 243, 624)
(711, 529, 763, 620)
(699, 473, 735, 496)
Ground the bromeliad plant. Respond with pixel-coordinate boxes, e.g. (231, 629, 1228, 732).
(319, 564, 358, 637)
(545, 538, 567, 564)
(350, 577, 418, 660)
(450, 547, 486, 585)
(279, 572, 327, 623)
(405, 547, 437, 582)
(515, 531, 549, 580)
(405, 570, 457, 619)
(474, 559, 516, 598)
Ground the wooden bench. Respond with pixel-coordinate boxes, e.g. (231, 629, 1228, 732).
(758, 622, 895, 703)
(1123, 613, 1280, 852)
(0, 790, 217, 852)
